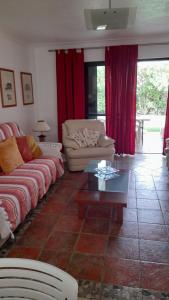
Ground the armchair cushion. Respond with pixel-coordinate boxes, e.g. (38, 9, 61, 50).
(97, 134, 115, 148)
(68, 128, 100, 148)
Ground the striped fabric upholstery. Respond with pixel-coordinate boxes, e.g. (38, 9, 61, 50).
(0, 122, 23, 141)
(0, 123, 64, 239)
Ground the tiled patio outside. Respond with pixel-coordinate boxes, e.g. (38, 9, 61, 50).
(2, 154, 169, 293)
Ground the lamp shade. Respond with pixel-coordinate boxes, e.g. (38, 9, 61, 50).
(33, 120, 50, 132)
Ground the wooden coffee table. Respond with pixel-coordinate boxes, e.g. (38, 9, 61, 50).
(74, 160, 130, 223)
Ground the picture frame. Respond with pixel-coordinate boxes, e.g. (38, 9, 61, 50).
(0, 68, 17, 107)
(20, 72, 34, 105)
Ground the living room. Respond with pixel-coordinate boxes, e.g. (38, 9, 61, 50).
(0, 1, 169, 299)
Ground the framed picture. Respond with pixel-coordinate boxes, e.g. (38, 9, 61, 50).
(0, 68, 17, 107)
(20, 72, 34, 105)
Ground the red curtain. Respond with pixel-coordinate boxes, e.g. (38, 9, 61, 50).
(56, 49, 85, 142)
(163, 88, 169, 153)
(105, 45, 138, 155)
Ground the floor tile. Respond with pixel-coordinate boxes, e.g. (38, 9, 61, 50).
(7, 246, 40, 259)
(39, 249, 71, 270)
(156, 191, 169, 201)
(75, 233, 108, 255)
(136, 182, 155, 190)
(137, 199, 160, 210)
(54, 215, 83, 233)
(141, 261, 169, 292)
(163, 211, 169, 225)
(136, 190, 158, 200)
(30, 213, 57, 229)
(106, 237, 139, 260)
(63, 201, 79, 216)
(140, 239, 169, 263)
(154, 182, 169, 191)
(127, 198, 137, 208)
(40, 201, 66, 215)
(135, 175, 154, 183)
(82, 218, 110, 235)
(15, 225, 51, 247)
(159, 200, 169, 212)
(138, 223, 169, 241)
(44, 231, 78, 251)
(104, 257, 141, 287)
(110, 222, 139, 239)
(123, 208, 138, 222)
(138, 209, 164, 224)
(68, 253, 104, 281)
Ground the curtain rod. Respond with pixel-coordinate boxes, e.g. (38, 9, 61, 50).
(48, 41, 169, 52)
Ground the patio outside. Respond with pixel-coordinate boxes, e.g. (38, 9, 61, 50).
(96, 61, 169, 154)
(136, 60, 169, 154)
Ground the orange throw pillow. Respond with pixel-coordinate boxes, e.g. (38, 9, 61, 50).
(16, 136, 33, 162)
(26, 136, 42, 158)
(0, 137, 24, 173)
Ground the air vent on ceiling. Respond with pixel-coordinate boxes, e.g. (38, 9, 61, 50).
(84, 7, 137, 30)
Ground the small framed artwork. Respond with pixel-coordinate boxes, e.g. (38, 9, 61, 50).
(21, 72, 34, 105)
(0, 68, 17, 107)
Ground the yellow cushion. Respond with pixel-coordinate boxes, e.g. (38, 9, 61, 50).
(26, 136, 42, 158)
(0, 137, 24, 173)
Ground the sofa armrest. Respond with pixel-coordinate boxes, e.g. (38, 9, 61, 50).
(97, 134, 115, 148)
(37, 142, 63, 160)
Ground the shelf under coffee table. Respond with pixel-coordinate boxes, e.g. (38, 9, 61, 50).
(74, 160, 130, 223)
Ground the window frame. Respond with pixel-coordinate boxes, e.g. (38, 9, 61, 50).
(85, 61, 105, 119)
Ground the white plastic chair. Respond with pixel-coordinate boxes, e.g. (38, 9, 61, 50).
(0, 258, 78, 300)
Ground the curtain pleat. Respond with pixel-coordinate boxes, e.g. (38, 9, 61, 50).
(56, 49, 85, 142)
(105, 45, 138, 155)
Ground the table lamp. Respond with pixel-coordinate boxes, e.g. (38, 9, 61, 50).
(33, 120, 50, 142)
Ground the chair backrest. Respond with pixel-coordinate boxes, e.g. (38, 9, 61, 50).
(0, 122, 23, 142)
(62, 119, 105, 142)
(0, 258, 78, 300)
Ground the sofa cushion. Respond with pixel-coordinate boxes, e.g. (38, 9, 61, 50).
(16, 136, 33, 162)
(0, 137, 24, 173)
(26, 136, 42, 158)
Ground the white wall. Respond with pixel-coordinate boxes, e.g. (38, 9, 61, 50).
(0, 32, 35, 134)
(33, 43, 169, 141)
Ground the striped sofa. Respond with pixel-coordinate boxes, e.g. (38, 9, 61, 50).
(0, 122, 64, 241)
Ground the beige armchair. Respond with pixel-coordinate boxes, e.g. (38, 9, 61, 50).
(62, 119, 115, 171)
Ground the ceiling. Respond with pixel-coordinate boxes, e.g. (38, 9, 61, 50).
(0, 0, 169, 44)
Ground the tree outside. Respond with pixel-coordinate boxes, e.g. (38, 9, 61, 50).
(137, 61, 169, 116)
(97, 66, 105, 114)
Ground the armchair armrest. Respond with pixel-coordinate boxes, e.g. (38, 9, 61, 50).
(37, 142, 63, 160)
(97, 134, 115, 148)
(166, 138, 169, 148)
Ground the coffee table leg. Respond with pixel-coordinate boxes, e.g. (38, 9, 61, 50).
(78, 204, 86, 219)
(116, 206, 123, 223)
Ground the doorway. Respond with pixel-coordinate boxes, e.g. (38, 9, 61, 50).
(136, 60, 169, 154)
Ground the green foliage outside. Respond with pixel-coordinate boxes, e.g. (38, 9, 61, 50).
(137, 62, 169, 115)
(97, 66, 105, 114)
(96, 61, 169, 116)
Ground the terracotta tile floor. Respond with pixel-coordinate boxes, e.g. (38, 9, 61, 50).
(5, 154, 169, 292)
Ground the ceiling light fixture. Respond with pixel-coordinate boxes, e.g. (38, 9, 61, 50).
(96, 25, 107, 30)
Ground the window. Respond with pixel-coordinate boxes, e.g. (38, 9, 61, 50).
(85, 62, 105, 121)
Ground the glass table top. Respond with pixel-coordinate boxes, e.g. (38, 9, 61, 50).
(82, 160, 130, 193)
